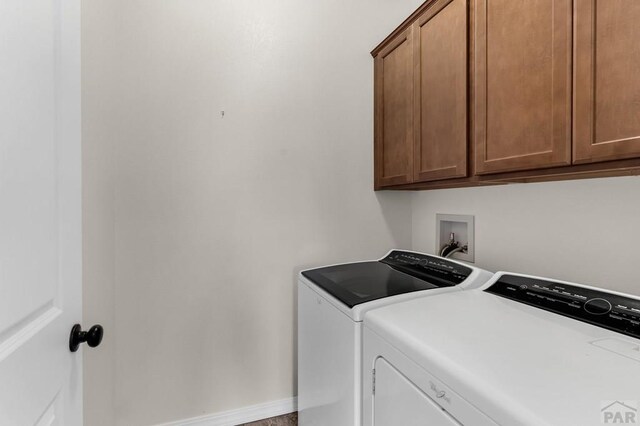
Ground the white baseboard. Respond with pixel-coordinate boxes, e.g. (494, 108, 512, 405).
(154, 397, 297, 426)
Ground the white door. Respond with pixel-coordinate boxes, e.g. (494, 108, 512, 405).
(0, 0, 82, 425)
(374, 358, 461, 426)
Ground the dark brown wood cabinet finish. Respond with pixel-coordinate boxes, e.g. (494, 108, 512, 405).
(373, 0, 468, 188)
(372, 0, 640, 191)
(374, 28, 414, 189)
(474, 0, 572, 175)
(413, 0, 468, 182)
(574, 0, 640, 164)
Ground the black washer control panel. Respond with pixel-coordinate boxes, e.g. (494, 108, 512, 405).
(486, 274, 640, 339)
(381, 250, 472, 286)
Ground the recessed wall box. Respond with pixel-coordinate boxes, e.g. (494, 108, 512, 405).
(436, 214, 474, 263)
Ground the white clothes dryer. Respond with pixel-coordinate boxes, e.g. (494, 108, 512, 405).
(363, 272, 640, 426)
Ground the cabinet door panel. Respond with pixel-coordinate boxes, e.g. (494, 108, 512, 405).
(474, 0, 572, 174)
(413, 0, 468, 182)
(375, 29, 414, 188)
(574, 0, 640, 163)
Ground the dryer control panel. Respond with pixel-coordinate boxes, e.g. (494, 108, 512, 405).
(486, 275, 640, 340)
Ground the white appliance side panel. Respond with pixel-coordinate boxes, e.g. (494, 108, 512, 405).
(374, 357, 461, 426)
(298, 281, 358, 426)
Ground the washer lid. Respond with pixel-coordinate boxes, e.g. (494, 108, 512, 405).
(301, 250, 472, 308)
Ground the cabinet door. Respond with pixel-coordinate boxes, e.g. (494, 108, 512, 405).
(574, 1, 640, 164)
(474, 0, 572, 174)
(413, 0, 468, 182)
(374, 28, 414, 188)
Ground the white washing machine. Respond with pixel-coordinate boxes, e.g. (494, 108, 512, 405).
(297, 250, 493, 426)
(363, 272, 640, 426)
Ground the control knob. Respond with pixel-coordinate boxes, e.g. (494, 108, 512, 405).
(584, 298, 612, 315)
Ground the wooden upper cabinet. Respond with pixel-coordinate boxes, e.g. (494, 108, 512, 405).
(574, 0, 640, 164)
(474, 0, 572, 174)
(413, 0, 468, 182)
(372, 0, 640, 190)
(374, 28, 414, 189)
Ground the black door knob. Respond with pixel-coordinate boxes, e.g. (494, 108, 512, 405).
(69, 324, 104, 352)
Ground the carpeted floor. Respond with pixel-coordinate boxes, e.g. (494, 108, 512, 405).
(239, 412, 298, 426)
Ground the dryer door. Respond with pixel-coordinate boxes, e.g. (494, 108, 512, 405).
(374, 357, 461, 426)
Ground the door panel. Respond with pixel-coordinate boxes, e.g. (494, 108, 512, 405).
(0, 0, 82, 424)
(375, 28, 414, 188)
(574, 0, 640, 163)
(413, 0, 468, 182)
(475, 0, 572, 174)
(373, 357, 461, 426)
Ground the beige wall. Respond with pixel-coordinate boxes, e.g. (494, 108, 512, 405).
(82, 1, 118, 425)
(83, 2, 640, 424)
(412, 177, 640, 296)
(82, 1, 421, 425)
